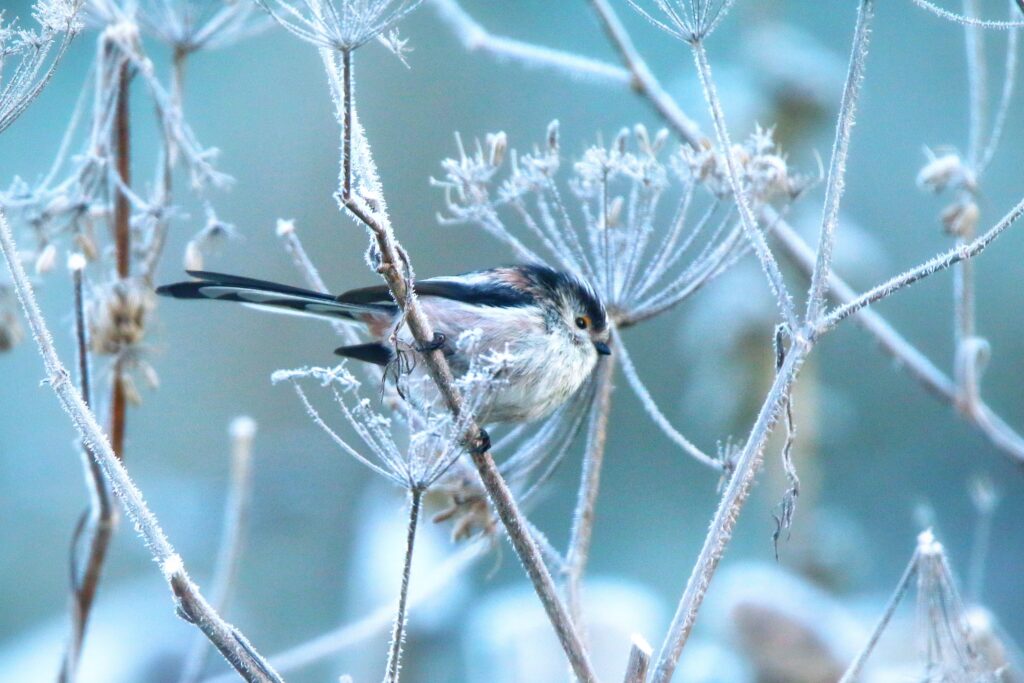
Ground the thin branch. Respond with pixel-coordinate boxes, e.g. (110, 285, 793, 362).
(818, 194, 1024, 333)
(837, 548, 920, 683)
(179, 417, 258, 683)
(0, 209, 282, 683)
(651, 343, 809, 683)
(109, 60, 132, 462)
(622, 634, 651, 683)
(60, 254, 116, 683)
(383, 488, 423, 683)
(805, 0, 875, 322)
(565, 352, 616, 630)
(977, 0, 1019, 174)
(202, 542, 486, 682)
(330, 49, 597, 683)
(613, 331, 720, 470)
(587, 0, 704, 149)
(690, 40, 798, 331)
(428, 0, 631, 84)
(772, 218, 1024, 465)
(909, 0, 1024, 28)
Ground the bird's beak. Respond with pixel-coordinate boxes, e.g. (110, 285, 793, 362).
(594, 341, 612, 356)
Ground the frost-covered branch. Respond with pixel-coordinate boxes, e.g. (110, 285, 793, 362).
(179, 417, 259, 683)
(0, 209, 281, 683)
(429, 0, 630, 84)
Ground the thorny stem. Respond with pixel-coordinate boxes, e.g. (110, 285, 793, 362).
(837, 549, 920, 683)
(0, 210, 283, 683)
(565, 353, 616, 630)
(651, 342, 808, 683)
(110, 61, 133, 462)
(60, 261, 116, 683)
(179, 419, 258, 683)
(383, 488, 423, 683)
(331, 52, 597, 683)
(690, 40, 798, 332)
(805, 0, 874, 322)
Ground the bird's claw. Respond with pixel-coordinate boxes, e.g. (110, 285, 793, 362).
(416, 332, 446, 354)
(470, 428, 491, 455)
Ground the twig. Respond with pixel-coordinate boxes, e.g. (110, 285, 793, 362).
(690, 39, 798, 331)
(909, 0, 1024, 28)
(60, 254, 116, 683)
(622, 634, 651, 683)
(650, 344, 808, 683)
(772, 218, 1024, 464)
(331, 49, 597, 683)
(109, 59, 132, 462)
(428, 0, 632, 85)
(837, 547, 920, 683)
(565, 353, 616, 630)
(383, 488, 423, 683)
(179, 417, 259, 683)
(586, 0, 704, 149)
(818, 194, 1024, 333)
(201, 542, 486, 682)
(805, 0, 875, 322)
(0, 208, 283, 683)
(613, 330, 720, 470)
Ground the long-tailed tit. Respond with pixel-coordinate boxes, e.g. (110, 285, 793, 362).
(157, 264, 611, 424)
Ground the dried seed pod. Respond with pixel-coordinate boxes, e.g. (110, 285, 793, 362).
(940, 200, 979, 237)
(88, 278, 155, 356)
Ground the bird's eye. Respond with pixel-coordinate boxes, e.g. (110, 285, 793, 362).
(575, 316, 589, 330)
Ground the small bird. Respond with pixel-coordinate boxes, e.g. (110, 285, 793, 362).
(157, 264, 611, 424)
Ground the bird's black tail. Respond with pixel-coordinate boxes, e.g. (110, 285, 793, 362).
(156, 271, 395, 322)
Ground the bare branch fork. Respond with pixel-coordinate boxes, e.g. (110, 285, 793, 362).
(327, 47, 598, 683)
(0, 210, 283, 682)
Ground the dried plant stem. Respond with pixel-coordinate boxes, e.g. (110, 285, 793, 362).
(651, 343, 807, 683)
(110, 61, 132, 462)
(772, 218, 1024, 464)
(622, 635, 651, 683)
(333, 50, 597, 683)
(565, 353, 616, 630)
(179, 418, 258, 683)
(428, 0, 631, 85)
(819, 194, 1024, 334)
(586, 0, 704, 149)
(383, 488, 423, 683)
(0, 209, 282, 683)
(203, 542, 487, 682)
(805, 0, 874, 321)
(690, 39, 797, 331)
(837, 548, 920, 683)
(60, 260, 116, 683)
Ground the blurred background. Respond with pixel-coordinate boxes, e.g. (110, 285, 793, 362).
(1, 1, 1023, 681)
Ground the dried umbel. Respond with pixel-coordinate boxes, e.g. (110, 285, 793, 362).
(429, 465, 494, 541)
(255, 0, 422, 52)
(88, 277, 154, 356)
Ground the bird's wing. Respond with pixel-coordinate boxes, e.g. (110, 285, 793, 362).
(337, 273, 532, 309)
